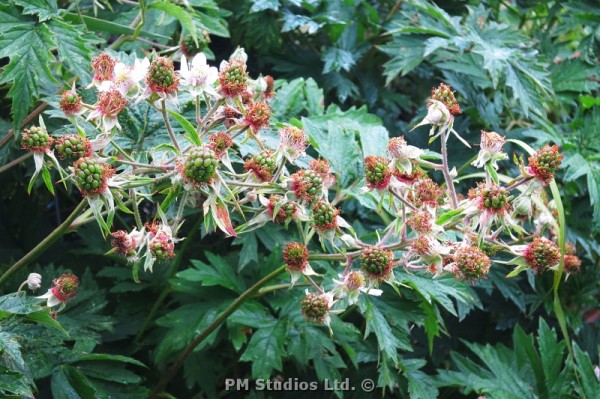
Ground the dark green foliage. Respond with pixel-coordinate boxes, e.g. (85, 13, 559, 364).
(0, 1, 599, 398)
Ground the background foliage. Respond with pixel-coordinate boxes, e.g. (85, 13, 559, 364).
(1, 0, 599, 398)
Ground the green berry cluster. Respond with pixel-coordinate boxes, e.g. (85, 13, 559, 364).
(74, 158, 112, 195)
(300, 293, 329, 323)
(21, 126, 53, 152)
(292, 169, 323, 202)
(180, 33, 210, 57)
(360, 246, 394, 280)
(364, 156, 391, 190)
(311, 200, 338, 230)
(525, 237, 560, 273)
(479, 184, 508, 213)
(453, 246, 491, 281)
(183, 146, 218, 184)
(147, 57, 179, 93)
(244, 151, 276, 181)
(56, 134, 91, 162)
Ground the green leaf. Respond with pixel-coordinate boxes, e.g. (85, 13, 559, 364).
(322, 47, 355, 74)
(573, 342, 600, 399)
(0, 23, 56, 130)
(0, 294, 43, 317)
(177, 254, 245, 292)
(359, 296, 403, 364)
(303, 117, 362, 187)
(12, 0, 58, 22)
(403, 358, 439, 399)
(239, 321, 286, 379)
(168, 109, 201, 146)
(149, 1, 196, 39)
(48, 20, 98, 83)
(62, 13, 171, 41)
(435, 208, 464, 226)
(74, 354, 147, 368)
(26, 310, 69, 336)
(41, 165, 55, 195)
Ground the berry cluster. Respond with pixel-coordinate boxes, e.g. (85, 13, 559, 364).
(73, 158, 114, 196)
(21, 126, 53, 152)
(182, 146, 218, 185)
(244, 151, 276, 182)
(360, 246, 394, 281)
(311, 200, 339, 231)
(55, 134, 92, 162)
(528, 144, 564, 185)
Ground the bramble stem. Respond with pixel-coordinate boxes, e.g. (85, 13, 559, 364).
(506, 176, 531, 191)
(0, 200, 87, 287)
(0, 153, 32, 174)
(389, 187, 417, 211)
(161, 100, 181, 152)
(440, 131, 459, 209)
(151, 265, 287, 397)
(134, 216, 202, 343)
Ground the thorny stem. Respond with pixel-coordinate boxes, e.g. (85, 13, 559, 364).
(440, 131, 459, 209)
(151, 265, 287, 397)
(417, 159, 443, 170)
(506, 176, 531, 191)
(389, 187, 417, 211)
(0, 153, 32, 174)
(304, 275, 324, 294)
(0, 200, 87, 287)
(130, 190, 144, 231)
(161, 100, 181, 152)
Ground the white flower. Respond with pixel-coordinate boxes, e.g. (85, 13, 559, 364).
(472, 131, 507, 169)
(180, 53, 219, 97)
(387, 136, 423, 174)
(27, 273, 42, 291)
(36, 289, 62, 307)
(100, 59, 149, 97)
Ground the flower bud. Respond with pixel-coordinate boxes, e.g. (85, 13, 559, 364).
(27, 273, 42, 291)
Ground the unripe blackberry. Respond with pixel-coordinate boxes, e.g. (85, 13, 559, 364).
(208, 132, 233, 159)
(182, 146, 218, 184)
(407, 210, 433, 233)
(452, 246, 491, 281)
(364, 156, 391, 190)
(244, 151, 276, 181)
(528, 144, 563, 185)
(52, 274, 79, 303)
(394, 164, 425, 184)
(430, 83, 461, 115)
(180, 32, 210, 57)
(146, 56, 179, 95)
(360, 245, 394, 281)
(564, 254, 582, 274)
(55, 134, 92, 162)
(59, 89, 83, 116)
(73, 158, 114, 196)
(524, 237, 560, 273)
(219, 60, 248, 97)
(283, 242, 309, 271)
(311, 200, 339, 231)
(477, 183, 509, 214)
(267, 195, 297, 223)
(149, 230, 175, 260)
(244, 101, 271, 131)
(291, 169, 323, 202)
(410, 177, 443, 207)
(21, 126, 53, 152)
(301, 292, 330, 324)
